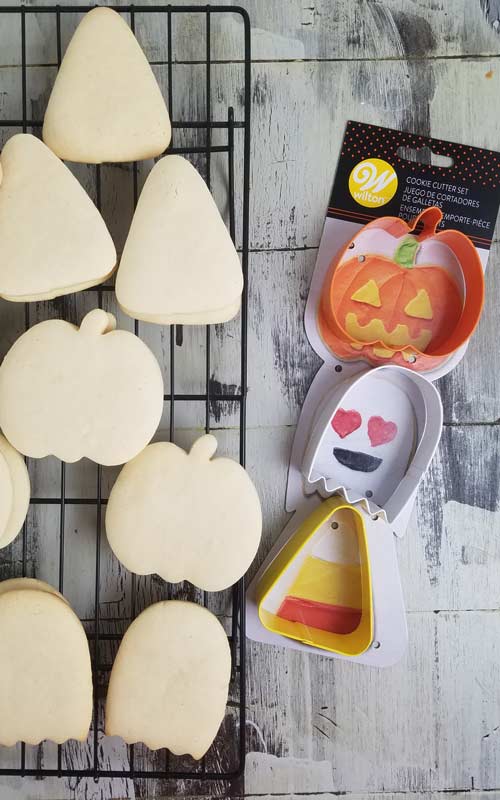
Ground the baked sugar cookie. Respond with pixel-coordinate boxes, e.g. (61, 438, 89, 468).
(0, 587, 92, 745)
(0, 577, 67, 604)
(115, 155, 243, 324)
(105, 601, 230, 758)
(0, 309, 164, 465)
(0, 134, 116, 301)
(43, 7, 171, 163)
(0, 433, 30, 549)
(106, 435, 261, 590)
(0, 450, 13, 546)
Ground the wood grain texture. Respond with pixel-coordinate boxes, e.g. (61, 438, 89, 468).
(3, 57, 500, 255)
(0, 0, 500, 797)
(481, 0, 500, 30)
(2, 0, 499, 65)
(244, 424, 500, 794)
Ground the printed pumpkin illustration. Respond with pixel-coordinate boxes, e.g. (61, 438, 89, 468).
(319, 207, 484, 371)
(333, 237, 462, 353)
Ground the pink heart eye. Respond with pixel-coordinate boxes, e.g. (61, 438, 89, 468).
(368, 416, 397, 447)
(331, 408, 362, 439)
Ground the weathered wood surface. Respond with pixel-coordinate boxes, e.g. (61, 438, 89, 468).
(2, 0, 499, 62)
(0, 1, 500, 798)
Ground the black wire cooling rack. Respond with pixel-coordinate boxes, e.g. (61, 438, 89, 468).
(0, 3, 251, 787)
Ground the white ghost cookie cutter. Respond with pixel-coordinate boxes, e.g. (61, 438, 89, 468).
(301, 365, 442, 533)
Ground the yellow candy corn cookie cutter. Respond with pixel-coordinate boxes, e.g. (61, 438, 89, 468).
(257, 496, 373, 656)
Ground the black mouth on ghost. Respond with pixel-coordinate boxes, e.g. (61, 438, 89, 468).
(333, 448, 382, 473)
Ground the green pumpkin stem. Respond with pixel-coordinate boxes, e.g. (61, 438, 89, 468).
(394, 235, 420, 268)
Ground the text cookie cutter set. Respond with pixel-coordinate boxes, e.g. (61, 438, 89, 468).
(0, 3, 251, 785)
(248, 121, 500, 667)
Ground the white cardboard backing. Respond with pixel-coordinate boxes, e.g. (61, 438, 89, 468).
(247, 122, 500, 666)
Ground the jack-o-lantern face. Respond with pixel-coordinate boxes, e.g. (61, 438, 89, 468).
(317, 207, 485, 371)
(331, 236, 463, 356)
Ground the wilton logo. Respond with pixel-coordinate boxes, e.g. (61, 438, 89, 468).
(348, 158, 398, 208)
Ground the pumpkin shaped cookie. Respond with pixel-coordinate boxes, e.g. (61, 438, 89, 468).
(106, 435, 261, 590)
(105, 600, 231, 758)
(115, 155, 243, 325)
(0, 584, 92, 745)
(0, 309, 164, 466)
(43, 7, 171, 163)
(0, 433, 30, 550)
(0, 134, 116, 301)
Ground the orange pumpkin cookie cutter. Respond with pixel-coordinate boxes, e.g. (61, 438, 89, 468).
(318, 206, 484, 368)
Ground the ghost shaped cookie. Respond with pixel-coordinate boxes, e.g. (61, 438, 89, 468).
(0, 309, 164, 466)
(115, 155, 243, 324)
(105, 600, 231, 758)
(0, 433, 30, 550)
(0, 134, 116, 301)
(0, 582, 92, 745)
(43, 7, 171, 163)
(105, 435, 262, 590)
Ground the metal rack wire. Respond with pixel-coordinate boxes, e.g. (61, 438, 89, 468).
(0, 3, 250, 784)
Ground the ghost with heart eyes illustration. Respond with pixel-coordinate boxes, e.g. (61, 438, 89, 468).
(331, 409, 398, 474)
(303, 371, 417, 510)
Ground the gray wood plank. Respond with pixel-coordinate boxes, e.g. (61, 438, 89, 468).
(0, 2, 499, 798)
(3, 56, 500, 255)
(247, 57, 500, 251)
(247, 434, 500, 794)
(404, 424, 500, 610)
(246, 608, 500, 792)
(244, 423, 500, 793)
(3, 0, 499, 66)
(481, 0, 500, 30)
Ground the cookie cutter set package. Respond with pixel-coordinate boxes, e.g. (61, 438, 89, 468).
(247, 121, 500, 667)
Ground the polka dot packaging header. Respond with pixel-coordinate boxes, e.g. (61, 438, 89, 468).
(329, 121, 500, 249)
